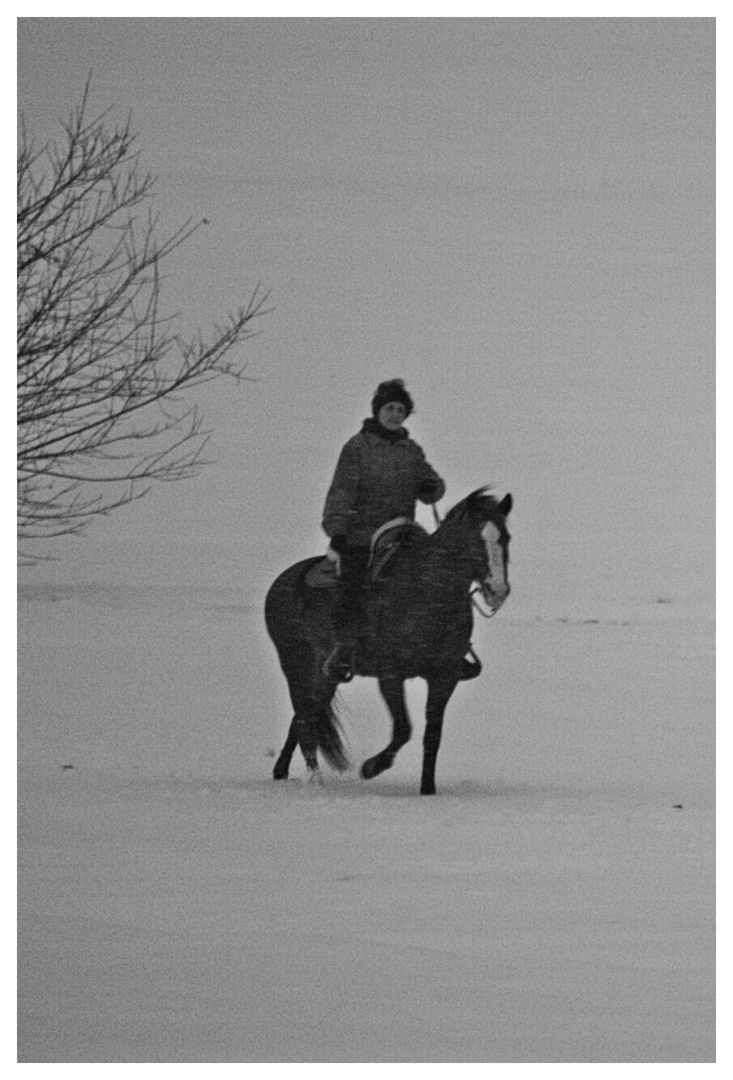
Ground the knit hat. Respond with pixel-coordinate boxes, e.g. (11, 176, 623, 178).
(371, 379, 414, 418)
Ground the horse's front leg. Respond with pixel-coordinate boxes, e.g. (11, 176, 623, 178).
(421, 675, 459, 795)
(361, 675, 412, 780)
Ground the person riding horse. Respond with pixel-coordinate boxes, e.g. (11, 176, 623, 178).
(322, 379, 446, 682)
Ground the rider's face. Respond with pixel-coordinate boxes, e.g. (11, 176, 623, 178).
(377, 402, 407, 430)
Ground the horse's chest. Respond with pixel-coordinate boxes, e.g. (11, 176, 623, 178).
(366, 590, 469, 656)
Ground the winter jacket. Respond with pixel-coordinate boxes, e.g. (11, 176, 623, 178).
(322, 418, 446, 546)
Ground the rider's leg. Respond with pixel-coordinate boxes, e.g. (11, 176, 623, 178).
(324, 545, 370, 681)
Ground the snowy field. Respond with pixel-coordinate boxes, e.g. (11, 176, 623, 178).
(17, 581, 714, 1063)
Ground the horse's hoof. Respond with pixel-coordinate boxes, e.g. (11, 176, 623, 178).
(420, 782, 437, 795)
(273, 760, 289, 780)
(307, 767, 325, 785)
(361, 753, 393, 780)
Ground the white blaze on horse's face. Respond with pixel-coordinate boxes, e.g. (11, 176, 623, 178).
(481, 521, 510, 611)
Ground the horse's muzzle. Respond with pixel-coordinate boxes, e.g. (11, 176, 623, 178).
(482, 581, 510, 615)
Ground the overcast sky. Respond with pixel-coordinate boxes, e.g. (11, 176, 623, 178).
(17, 17, 715, 615)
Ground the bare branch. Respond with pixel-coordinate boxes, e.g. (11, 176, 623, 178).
(18, 84, 270, 563)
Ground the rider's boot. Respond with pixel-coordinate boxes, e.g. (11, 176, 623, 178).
(323, 639, 356, 682)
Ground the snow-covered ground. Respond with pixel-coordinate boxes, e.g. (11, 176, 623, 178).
(17, 581, 714, 1062)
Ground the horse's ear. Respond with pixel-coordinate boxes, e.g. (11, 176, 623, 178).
(499, 493, 513, 516)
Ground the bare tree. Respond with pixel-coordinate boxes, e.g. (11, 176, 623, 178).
(17, 82, 268, 561)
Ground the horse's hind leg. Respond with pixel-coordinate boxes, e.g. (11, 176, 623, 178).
(273, 645, 320, 779)
(273, 709, 320, 778)
(294, 707, 321, 774)
(273, 716, 299, 780)
(361, 676, 412, 780)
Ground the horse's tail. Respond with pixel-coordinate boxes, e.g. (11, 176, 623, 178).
(315, 698, 349, 772)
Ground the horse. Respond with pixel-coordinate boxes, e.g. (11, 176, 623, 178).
(264, 488, 512, 795)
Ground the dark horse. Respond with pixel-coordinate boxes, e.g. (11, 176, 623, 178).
(264, 489, 512, 794)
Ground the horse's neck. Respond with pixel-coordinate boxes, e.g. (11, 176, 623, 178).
(410, 524, 476, 598)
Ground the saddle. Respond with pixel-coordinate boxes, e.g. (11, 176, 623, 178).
(306, 517, 482, 682)
(304, 517, 426, 590)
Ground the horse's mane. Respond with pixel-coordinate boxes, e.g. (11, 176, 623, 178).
(442, 486, 501, 523)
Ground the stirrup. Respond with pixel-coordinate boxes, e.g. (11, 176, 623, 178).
(323, 643, 355, 683)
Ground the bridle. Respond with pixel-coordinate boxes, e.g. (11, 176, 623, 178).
(431, 503, 500, 619)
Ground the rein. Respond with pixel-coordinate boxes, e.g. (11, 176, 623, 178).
(470, 585, 498, 619)
(431, 503, 497, 619)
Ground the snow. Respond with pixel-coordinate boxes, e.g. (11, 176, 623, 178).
(17, 582, 714, 1063)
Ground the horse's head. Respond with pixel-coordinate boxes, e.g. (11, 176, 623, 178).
(441, 488, 513, 614)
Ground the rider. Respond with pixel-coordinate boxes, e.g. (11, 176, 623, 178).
(322, 379, 446, 682)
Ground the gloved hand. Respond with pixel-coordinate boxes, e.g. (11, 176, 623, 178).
(417, 479, 441, 503)
(326, 534, 349, 575)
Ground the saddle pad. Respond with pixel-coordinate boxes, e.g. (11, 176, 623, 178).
(304, 522, 427, 590)
(304, 557, 339, 589)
